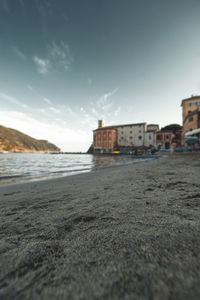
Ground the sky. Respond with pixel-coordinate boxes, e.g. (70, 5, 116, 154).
(1, 0, 200, 151)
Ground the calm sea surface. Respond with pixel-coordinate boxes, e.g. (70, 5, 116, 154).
(0, 153, 149, 185)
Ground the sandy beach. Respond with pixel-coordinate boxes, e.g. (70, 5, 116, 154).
(0, 153, 200, 299)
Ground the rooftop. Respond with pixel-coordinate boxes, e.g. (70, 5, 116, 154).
(181, 95, 200, 106)
(93, 122, 146, 131)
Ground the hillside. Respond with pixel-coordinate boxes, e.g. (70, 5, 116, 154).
(0, 125, 61, 153)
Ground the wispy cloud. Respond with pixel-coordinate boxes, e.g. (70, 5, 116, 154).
(33, 0, 47, 18)
(80, 107, 86, 113)
(0, 92, 28, 109)
(32, 41, 73, 74)
(0, 110, 92, 152)
(88, 78, 92, 86)
(114, 106, 121, 117)
(77, 88, 121, 128)
(27, 85, 34, 91)
(33, 56, 50, 74)
(91, 107, 98, 117)
(48, 106, 60, 114)
(43, 97, 52, 104)
(47, 41, 74, 71)
(33, 0, 55, 18)
(97, 88, 119, 111)
(12, 46, 27, 60)
(33, 0, 57, 37)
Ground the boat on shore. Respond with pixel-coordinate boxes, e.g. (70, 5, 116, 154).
(110, 151, 160, 159)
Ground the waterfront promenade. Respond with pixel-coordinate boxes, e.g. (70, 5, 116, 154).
(0, 153, 200, 299)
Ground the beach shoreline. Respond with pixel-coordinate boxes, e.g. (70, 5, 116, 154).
(0, 153, 200, 299)
(0, 153, 163, 187)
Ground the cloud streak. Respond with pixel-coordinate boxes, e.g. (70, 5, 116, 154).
(47, 41, 74, 71)
(0, 92, 28, 109)
(0, 88, 121, 151)
(97, 88, 119, 111)
(32, 41, 73, 74)
(33, 56, 50, 74)
(12, 46, 27, 60)
(0, 110, 92, 152)
(43, 97, 52, 104)
(114, 106, 121, 117)
(33, 0, 55, 18)
(76, 88, 121, 130)
(48, 106, 61, 114)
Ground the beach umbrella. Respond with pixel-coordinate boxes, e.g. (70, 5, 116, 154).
(185, 137, 198, 145)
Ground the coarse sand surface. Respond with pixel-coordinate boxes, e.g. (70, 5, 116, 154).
(0, 153, 200, 299)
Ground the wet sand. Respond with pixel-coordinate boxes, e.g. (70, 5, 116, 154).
(0, 153, 200, 299)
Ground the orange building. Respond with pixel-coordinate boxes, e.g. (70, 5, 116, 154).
(156, 131, 182, 149)
(181, 96, 200, 137)
(93, 120, 159, 152)
(93, 127, 117, 152)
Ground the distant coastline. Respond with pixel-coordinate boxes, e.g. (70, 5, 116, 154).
(0, 124, 61, 153)
(0, 151, 87, 154)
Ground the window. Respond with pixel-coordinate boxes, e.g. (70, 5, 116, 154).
(138, 136, 142, 140)
(130, 130, 132, 134)
(121, 131, 124, 134)
(130, 136, 133, 139)
(121, 137, 124, 140)
(149, 134, 151, 140)
(139, 130, 141, 133)
(187, 101, 200, 107)
(189, 117, 193, 122)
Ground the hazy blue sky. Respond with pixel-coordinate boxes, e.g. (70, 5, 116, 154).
(1, 0, 200, 151)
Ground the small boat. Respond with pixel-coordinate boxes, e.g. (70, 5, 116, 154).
(111, 151, 159, 159)
(112, 151, 120, 154)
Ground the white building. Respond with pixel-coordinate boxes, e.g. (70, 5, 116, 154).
(93, 121, 159, 150)
(144, 124, 159, 147)
(116, 123, 147, 147)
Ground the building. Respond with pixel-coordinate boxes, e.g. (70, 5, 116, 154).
(147, 124, 159, 132)
(93, 121, 159, 153)
(145, 124, 159, 148)
(156, 130, 182, 149)
(181, 95, 200, 147)
(181, 96, 200, 137)
(117, 123, 146, 147)
(93, 126, 117, 152)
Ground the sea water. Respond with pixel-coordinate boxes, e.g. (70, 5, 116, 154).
(0, 153, 149, 185)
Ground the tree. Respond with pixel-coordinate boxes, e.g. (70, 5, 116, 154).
(161, 124, 182, 132)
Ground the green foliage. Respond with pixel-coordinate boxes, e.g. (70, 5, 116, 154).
(161, 124, 182, 132)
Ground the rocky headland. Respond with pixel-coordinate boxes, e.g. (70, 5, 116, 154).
(0, 125, 60, 153)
